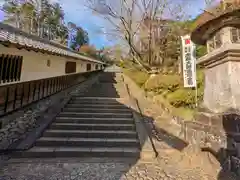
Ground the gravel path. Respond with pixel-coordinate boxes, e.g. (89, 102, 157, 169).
(0, 158, 217, 180)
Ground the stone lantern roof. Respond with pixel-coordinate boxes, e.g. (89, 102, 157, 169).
(191, 1, 240, 45)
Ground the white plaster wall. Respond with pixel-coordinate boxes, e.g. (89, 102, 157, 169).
(0, 45, 100, 83)
(77, 61, 84, 72)
(21, 52, 67, 81)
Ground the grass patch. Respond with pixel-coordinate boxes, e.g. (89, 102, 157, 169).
(154, 95, 195, 121)
(122, 68, 149, 87)
(144, 74, 181, 93)
(173, 107, 195, 121)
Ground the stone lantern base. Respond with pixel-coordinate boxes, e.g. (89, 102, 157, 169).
(200, 48, 240, 114)
(195, 47, 240, 175)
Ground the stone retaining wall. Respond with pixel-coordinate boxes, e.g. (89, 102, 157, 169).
(173, 112, 240, 175)
(122, 73, 240, 174)
(171, 113, 226, 152)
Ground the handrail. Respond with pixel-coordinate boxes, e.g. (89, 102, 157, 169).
(0, 70, 102, 118)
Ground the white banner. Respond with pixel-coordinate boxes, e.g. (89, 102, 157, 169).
(181, 35, 197, 88)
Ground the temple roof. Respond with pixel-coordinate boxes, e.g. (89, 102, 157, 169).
(0, 23, 104, 64)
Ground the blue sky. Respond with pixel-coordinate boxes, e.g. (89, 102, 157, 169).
(0, 0, 212, 49)
(53, 0, 110, 49)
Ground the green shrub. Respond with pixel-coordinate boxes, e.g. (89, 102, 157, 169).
(166, 87, 203, 108)
(167, 88, 195, 108)
(196, 45, 207, 58)
(163, 70, 204, 108)
(119, 60, 136, 69)
(124, 66, 205, 109)
(118, 61, 125, 68)
(196, 69, 204, 87)
(144, 74, 181, 93)
(196, 69, 204, 101)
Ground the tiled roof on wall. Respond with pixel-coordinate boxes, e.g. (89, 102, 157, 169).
(0, 23, 104, 64)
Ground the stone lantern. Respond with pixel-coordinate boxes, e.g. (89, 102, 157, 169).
(191, 8, 240, 113)
(190, 6, 240, 175)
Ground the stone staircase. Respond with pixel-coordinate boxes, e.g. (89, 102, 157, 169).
(11, 73, 141, 158)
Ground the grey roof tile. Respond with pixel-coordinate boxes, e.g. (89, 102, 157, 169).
(0, 23, 104, 64)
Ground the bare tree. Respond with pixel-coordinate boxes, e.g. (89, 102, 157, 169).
(85, 0, 190, 72)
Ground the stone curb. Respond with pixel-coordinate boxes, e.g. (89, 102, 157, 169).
(121, 74, 157, 161)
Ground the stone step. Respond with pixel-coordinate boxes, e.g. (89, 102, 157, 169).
(69, 100, 122, 105)
(72, 97, 119, 100)
(35, 137, 139, 147)
(9, 73, 142, 159)
(65, 104, 129, 109)
(54, 117, 134, 124)
(50, 123, 136, 131)
(11, 147, 140, 158)
(43, 129, 138, 138)
(63, 108, 132, 114)
(58, 112, 133, 119)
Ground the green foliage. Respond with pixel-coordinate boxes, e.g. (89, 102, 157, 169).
(3, 0, 68, 42)
(123, 61, 205, 121)
(72, 27, 89, 50)
(118, 59, 136, 69)
(118, 61, 125, 68)
(143, 69, 204, 108)
(2, 0, 90, 49)
(166, 70, 204, 108)
(167, 89, 195, 108)
(196, 45, 207, 58)
(196, 69, 204, 86)
(166, 86, 203, 108)
(123, 69, 149, 87)
(79, 44, 101, 59)
(144, 74, 181, 93)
